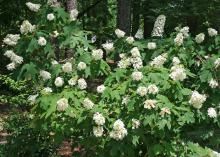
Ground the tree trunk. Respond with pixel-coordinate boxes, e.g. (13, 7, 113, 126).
(117, 0, 131, 35)
(143, 1, 153, 38)
(131, 0, 140, 36)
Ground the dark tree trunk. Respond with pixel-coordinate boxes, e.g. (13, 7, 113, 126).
(143, 1, 153, 38)
(131, 0, 140, 36)
(117, 0, 131, 35)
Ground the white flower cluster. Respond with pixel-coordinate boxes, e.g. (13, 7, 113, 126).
(135, 28, 143, 39)
(132, 119, 140, 129)
(214, 58, 220, 68)
(117, 56, 131, 69)
(93, 112, 105, 125)
(174, 26, 189, 46)
(122, 95, 130, 105)
(3, 34, 20, 46)
(208, 28, 218, 37)
(4, 50, 23, 70)
(189, 91, 207, 109)
(38, 37, 47, 46)
(70, 9, 78, 21)
(42, 87, 53, 94)
(207, 107, 217, 118)
(92, 49, 104, 60)
(77, 62, 87, 70)
(209, 79, 219, 88)
(170, 62, 186, 81)
(137, 84, 159, 96)
(110, 119, 127, 140)
(47, 0, 60, 7)
(130, 47, 143, 69)
(82, 98, 94, 109)
(40, 70, 51, 81)
(147, 42, 157, 50)
(144, 99, 157, 109)
(97, 84, 106, 93)
(68, 77, 77, 86)
(102, 42, 114, 52)
(28, 94, 38, 104)
(57, 98, 69, 111)
(55, 77, 64, 87)
(93, 126, 104, 137)
(131, 71, 143, 81)
(77, 78, 87, 90)
(150, 53, 167, 67)
(115, 29, 125, 38)
(20, 20, 36, 34)
(151, 15, 166, 37)
(47, 13, 55, 21)
(172, 57, 181, 65)
(62, 62, 72, 73)
(26, 2, 41, 12)
(126, 36, 134, 44)
(159, 107, 171, 117)
(195, 33, 205, 44)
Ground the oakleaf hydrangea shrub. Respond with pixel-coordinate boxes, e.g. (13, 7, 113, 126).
(2, 1, 220, 157)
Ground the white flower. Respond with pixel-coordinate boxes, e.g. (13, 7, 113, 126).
(52, 31, 59, 37)
(62, 62, 72, 73)
(11, 55, 23, 64)
(144, 99, 157, 109)
(77, 62, 87, 70)
(179, 26, 190, 38)
(172, 57, 181, 65)
(131, 47, 140, 57)
(70, 9, 78, 21)
(131, 71, 143, 81)
(93, 112, 105, 125)
(151, 15, 166, 37)
(131, 57, 143, 70)
(135, 28, 143, 39)
(26, 2, 41, 12)
(93, 126, 104, 137)
(126, 36, 134, 44)
(68, 77, 77, 86)
(169, 65, 186, 81)
(207, 107, 217, 118)
(122, 95, 130, 105)
(214, 58, 220, 68)
(3, 34, 20, 46)
(147, 84, 159, 94)
(77, 78, 87, 90)
(57, 98, 69, 111)
(150, 53, 167, 67)
(209, 79, 218, 88)
(6, 62, 16, 70)
(28, 94, 38, 104)
(40, 70, 51, 81)
(195, 33, 205, 44)
(174, 33, 184, 46)
(118, 57, 131, 69)
(38, 37, 47, 46)
(119, 53, 126, 59)
(51, 60, 59, 65)
(42, 87, 53, 93)
(132, 119, 140, 129)
(137, 86, 147, 96)
(189, 91, 206, 109)
(54, 77, 64, 87)
(82, 98, 94, 109)
(4, 50, 15, 59)
(47, 13, 55, 21)
(115, 29, 125, 38)
(97, 84, 106, 93)
(110, 119, 127, 140)
(20, 20, 35, 34)
(208, 28, 218, 37)
(147, 42, 157, 50)
(102, 42, 114, 52)
(92, 49, 103, 60)
(160, 107, 171, 117)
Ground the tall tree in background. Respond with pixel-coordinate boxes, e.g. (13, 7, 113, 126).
(117, 0, 131, 34)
